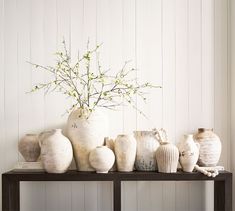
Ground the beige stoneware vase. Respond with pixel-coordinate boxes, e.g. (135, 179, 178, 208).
(156, 142, 179, 173)
(39, 129, 73, 173)
(134, 130, 159, 171)
(67, 108, 108, 171)
(89, 146, 115, 173)
(18, 134, 40, 162)
(194, 128, 221, 167)
(114, 134, 136, 172)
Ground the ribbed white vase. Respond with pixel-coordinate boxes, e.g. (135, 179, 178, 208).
(156, 142, 179, 173)
(114, 134, 136, 172)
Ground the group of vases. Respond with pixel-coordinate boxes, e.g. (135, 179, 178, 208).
(18, 108, 222, 174)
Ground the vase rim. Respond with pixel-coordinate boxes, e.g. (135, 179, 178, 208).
(198, 128, 213, 133)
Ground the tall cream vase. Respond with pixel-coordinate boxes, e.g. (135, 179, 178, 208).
(114, 134, 137, 172)
(67, 108, 108, 171)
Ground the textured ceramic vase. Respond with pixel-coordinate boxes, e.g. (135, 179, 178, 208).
(134, 131, 159, 171)
(89, 146, 115, 173)
(67, 108, 108, 171)
(194, 128, 221, 167)
(156, 142, 179, 173)
(114, 134, 136, 172)
(39, 129, 73, 173)
(105, 137, 117, 171)
(178, 134, 199, 172)
(18, 134, 40, 162)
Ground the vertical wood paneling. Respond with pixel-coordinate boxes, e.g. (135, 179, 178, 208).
(4, 0, 18, 171)
(135, 0, 163, 210)
(0, 0, 4, 208)
(96, 1, 113, 211)
(0, 0, 229, 210)
(162, 0, 176, 210)
(19, 0, 46, 210)
(188, 0, 204, 210)
(214, 0, 229, 169)
(175, 0, 189, 210)
(202, 0, 215, 210)
(70, 0, 86, 210)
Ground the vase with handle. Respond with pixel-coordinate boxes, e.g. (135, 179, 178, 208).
(134, 130, 159, 171)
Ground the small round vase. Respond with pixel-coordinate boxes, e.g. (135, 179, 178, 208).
(67, 108, 108, 171)
(39, 129, 73, 173)
(114, 134, 136, 172)
(178, 134, 199, 172)
(18, 134, 40, 162)
(134, 130, 159, 171)
(194, 128, 221, 167)
(89, 146, 115, 173)
(156, 142, 179, 173)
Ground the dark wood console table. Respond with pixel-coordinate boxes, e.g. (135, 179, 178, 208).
(2, 170, 232, 211)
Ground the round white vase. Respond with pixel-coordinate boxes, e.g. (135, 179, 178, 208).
(194, 128, 222, 167)
(156, 142, 179, 173)
(178, 134, 199, 172)
(134, 131, 159, 171)
(114, 134, 136, 172)
(67, 108, 108, 171)
(18, 134, 40, 162)
(89, 146, 115, 173)
(39, 129, 73, 173)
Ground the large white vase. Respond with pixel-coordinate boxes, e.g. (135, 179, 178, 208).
(178, 134, 199, 172)
(67, 108, 108, 171)
(39, 129, 73, 173)
(134, 131, 159, 171)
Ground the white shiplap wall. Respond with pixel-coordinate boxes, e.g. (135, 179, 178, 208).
(0, 0, 230, 210)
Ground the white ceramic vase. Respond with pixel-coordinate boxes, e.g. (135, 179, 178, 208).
(156, 142, 179, 173)
(67, 108, 108, 171)
(194, 128, 222, 167)
(105, 137, 117, 171)
(18, 134, 40, 162)
(114, 134, 136, 172)
(39, 129, 73, 173)
(89, 146, 115, 173)
(178, 134, 199, 172)
(134, 130, 159, 171)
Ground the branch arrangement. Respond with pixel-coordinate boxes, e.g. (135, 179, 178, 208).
(30, 40, 161, 115)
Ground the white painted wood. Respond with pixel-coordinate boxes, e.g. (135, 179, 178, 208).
(161, 0, 176, 210)
(175, 0, 190, 210)
(230, 0, 235, 210)
(0, 0, 4, 208)
(188, 0, 204, 210)
(0, 0, 230, 210)
(214, 0, 229, 169)
(202, 0, 215, 210)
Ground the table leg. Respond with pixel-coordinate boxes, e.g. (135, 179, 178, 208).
(113, 179, 121, 211)
(214, 175, 232, 211)
(2, 175, 20, 211)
